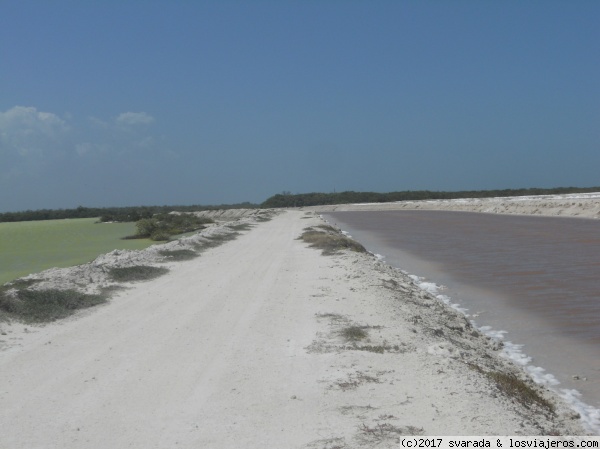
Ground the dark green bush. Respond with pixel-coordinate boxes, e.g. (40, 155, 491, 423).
(108, 265, 169, 282)
(0, 288, 107, 322)
(150, 230, 171, 241)
(226, 223, 253, 231)
(341, 326, 368, 341)
(129, 214, 215, 241)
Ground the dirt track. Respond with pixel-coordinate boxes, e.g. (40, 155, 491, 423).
(0, 211, 587, 448)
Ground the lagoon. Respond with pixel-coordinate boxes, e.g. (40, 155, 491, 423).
(0, 218, 154, 286)
(324, 210, 600, 413)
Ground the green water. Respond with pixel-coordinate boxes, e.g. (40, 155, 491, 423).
(0, 218, 155, 286)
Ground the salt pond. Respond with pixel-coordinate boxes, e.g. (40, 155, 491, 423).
(325, 210, 600, 428)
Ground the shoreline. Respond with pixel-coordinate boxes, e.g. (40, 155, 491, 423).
(0, 208, 594, 445)
(323, 214, 600, 434)
(322, 201, 600, 426)
(307, 192, 600, 220)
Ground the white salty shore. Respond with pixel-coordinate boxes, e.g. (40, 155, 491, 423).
(307, 192, 600, 219)
(0, 206, 593, 448)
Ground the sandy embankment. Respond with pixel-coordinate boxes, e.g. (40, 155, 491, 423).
(0, 210, 590, 448)
(308, 192, 600, 219)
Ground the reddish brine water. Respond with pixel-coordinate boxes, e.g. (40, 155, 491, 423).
(324, 210, 600, 415)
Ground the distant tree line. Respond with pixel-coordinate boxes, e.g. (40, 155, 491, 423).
(4, 186, 599, 222)
(0, 203, 257, 223)
(260, 187, 600, 209)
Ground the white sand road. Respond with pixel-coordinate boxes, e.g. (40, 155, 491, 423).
(0, 210, 587, 448)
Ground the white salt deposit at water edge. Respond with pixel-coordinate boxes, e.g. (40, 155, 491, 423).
(401, 262, 600, 434)
(327, 217, 600, 434)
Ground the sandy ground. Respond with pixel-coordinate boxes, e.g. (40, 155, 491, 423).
(307, 192, 600, 219)
(0, 209, 591, 448)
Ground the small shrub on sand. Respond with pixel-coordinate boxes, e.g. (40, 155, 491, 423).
(487, 371, 555, 413)
(300, 231, 366, 255)
(0, 288, 107, 322)
(159, 249, 199, 261)
(127, 214, 214, 241)
(203, 232, 240, 247)
(314, 224, 338, 232)
(349, 343, 402, 354)
(467, 363, 555, 414)
(341, 325, 368, 341)
(108, 265, 169, 282)
(358, 422, 424, 442)
(226, 223, 253, 231)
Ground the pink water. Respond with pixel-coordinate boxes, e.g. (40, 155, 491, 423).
(325, 210, 600, 410)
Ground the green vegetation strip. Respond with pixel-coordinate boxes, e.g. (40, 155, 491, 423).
(0, 203, 257, 223)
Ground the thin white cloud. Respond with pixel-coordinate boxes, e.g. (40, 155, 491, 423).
(75, 142, 110, 157)
(0, 107, 163, 186)
(75, 142, 93, 156)
(136, 136, 155, 148)
(0, 106, 69, 157)
(0, 106, 68, 142)
(115, 111, 155, 126)
(0, 106, 71, 181)
(88, 116, 109, 128)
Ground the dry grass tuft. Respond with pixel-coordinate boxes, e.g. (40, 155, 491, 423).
(358, 422, 424, 443)
(467, 362, 555, 414)
(487, 371, 555, 413)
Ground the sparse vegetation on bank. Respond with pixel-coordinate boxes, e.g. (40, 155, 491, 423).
(125, 213, 214, 241)
(0, 286, 108, 323)
(107, 266, 170, 282)
(300, 226, 366, 255)
(467, 362, 555, 414)
(488, 370, 555, 414)
(226, 223, 254, 231)
(158, 249, 199, 261)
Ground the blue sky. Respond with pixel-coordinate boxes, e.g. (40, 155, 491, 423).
(1, 1, 598, 211)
